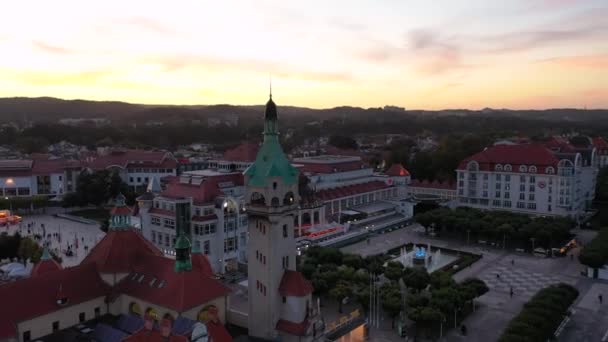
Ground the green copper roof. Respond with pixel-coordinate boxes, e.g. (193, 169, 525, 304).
(174, 234, 192, 272)
(244, 96, 298, 187)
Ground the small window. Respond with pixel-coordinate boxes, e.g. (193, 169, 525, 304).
(52, 321, 60, 332)
(23, 331, 31, 342)
(282, 296, 286, 303)
(158, 280, 165, 288)
(273, 182, 277, 190)
(283, 225, 288, 238)
(94, 307, 101, 318)
(79, 312, 85, 322)
(149, 278, 157, 287)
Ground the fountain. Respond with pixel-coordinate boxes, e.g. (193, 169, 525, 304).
(394, 244, 456, 273)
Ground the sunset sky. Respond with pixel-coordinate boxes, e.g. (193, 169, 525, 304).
(0, 0, 607, 109)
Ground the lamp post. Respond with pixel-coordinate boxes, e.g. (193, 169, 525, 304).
(4, 196, 11, 212)
(530, 237, 536, 253)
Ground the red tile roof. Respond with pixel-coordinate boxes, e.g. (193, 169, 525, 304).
(0, 263, 110, 339)
(276, 318, 310, 336)
(457, 144, 560, 173)
(593, 137, 608, 150)
(385, 164, 410, 177)
(223, 142, 260, 162)
(110, 205, 132, 216)
(116, 255, 231, 312)
(409, 179, 456, 190)
(279, 270, 313, 297)
(543, 136, 576, 153)
(316, 181, 389, 201)
(191, 254, 213, 276)
(206, 320, 233, 342)
(160, 173, 243, 205)
(30, 258, 63, 277)
(149, 208, 175, 216)
(81, 230, 163, 273)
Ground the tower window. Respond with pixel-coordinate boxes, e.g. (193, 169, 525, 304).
(282, 296, 286, 303)
(273, 182, 277, 190)
(283, 225, 288, 238)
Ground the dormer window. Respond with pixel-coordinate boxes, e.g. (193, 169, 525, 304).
(495, 164, 503, 171)
(519, 165, 527, 173)
(504, 164, 512, 172)
(529, 166, 537, 173)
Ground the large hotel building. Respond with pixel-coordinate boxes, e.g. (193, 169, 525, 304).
(456, 137, 602, 219)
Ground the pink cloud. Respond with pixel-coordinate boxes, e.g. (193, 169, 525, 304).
(541, 54, 608, 69)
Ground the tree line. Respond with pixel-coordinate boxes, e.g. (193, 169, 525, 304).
(415, 207, 574, 250)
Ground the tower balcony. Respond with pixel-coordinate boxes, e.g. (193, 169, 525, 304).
(245, 202, 299, 216)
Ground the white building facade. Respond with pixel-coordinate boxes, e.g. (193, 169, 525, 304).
(456, 144, 597, 219)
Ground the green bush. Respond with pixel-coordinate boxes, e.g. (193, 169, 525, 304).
(498, 283, 578, 342)
(579, 227, 608, 268)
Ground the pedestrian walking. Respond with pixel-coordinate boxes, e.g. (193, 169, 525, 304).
(510, 287, 514, 298)
(496, 273, 500, 279)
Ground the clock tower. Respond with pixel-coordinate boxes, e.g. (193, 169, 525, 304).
(245, 94, 314, 340)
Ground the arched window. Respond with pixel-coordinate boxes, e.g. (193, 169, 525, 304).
(529, 165, 537, 173)
(250, 192, 265, 206)
(467, 161, 479, 172)
(546, 166, 555, 174)
(271, 197, 280, 207)
(504, 164, 512, 172)
(283, 192, 295, 205)
(495, 164, 503, 171)
(519, 165, 527, 173)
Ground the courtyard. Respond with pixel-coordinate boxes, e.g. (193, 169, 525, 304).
(341, 224, 607, 342)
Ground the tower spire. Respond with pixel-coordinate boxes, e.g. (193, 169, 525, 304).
(269, 74, 272, 99)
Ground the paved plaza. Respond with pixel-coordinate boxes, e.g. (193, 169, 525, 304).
(3, 214, 104, 267)
(340, 225, 607, 342)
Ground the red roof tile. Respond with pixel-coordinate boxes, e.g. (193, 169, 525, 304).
(81, 230, 163, 273)
(0, 263, 110, 339)
(279, 270, 313, 297)
(276, 319, 310, 336)
(223, 142, 260, 162)
(30, 258, 63, 277)
(149, 208, 175, 216)
(160, 173, 243, 205)
(110, 205, 132, 216)
(385, 164, 410, 177)
(593, 137, 608, 150)
(116, 255, 231, 312)
(192, 254, 213, 276)
(206, 320, 233, 342)
(457, 144, 560, 173)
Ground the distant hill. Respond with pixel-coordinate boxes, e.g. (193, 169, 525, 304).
(0, 97, 606, 124)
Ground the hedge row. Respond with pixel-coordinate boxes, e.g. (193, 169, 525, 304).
(499, 283, 578, 342)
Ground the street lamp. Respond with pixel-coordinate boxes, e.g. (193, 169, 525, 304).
(4, 196, 11, 212)
(530, 237, 536, 252)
